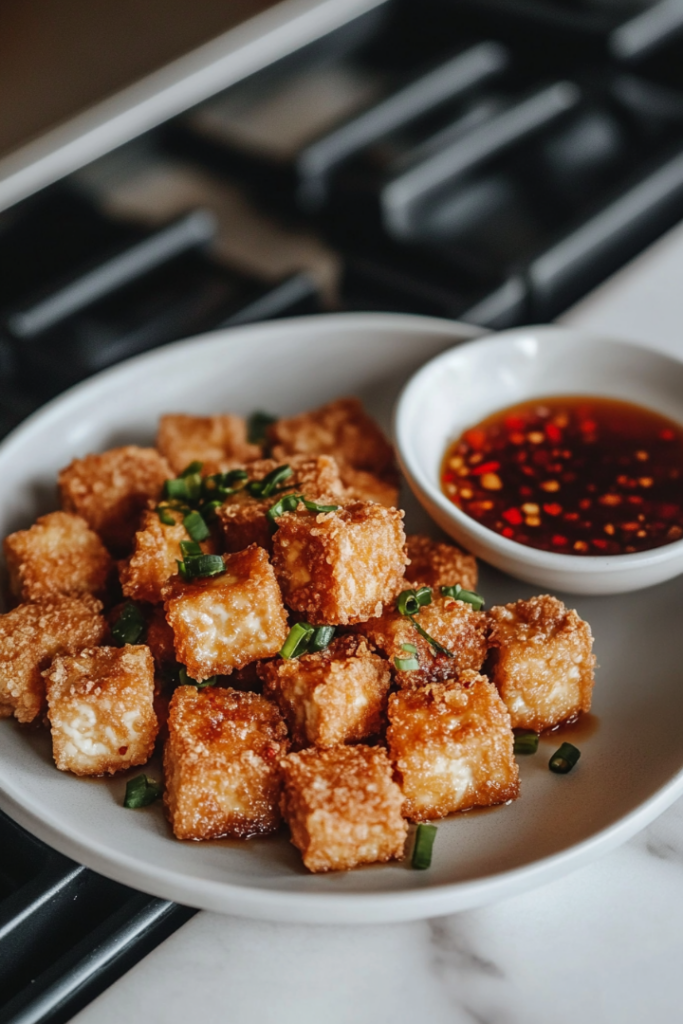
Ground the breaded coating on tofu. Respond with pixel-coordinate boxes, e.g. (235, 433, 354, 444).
(163, 545, 288, 681)
(272, 501, 407, 625)
(356, 591, 488, 688)
(405, 534, 477, 593)
(218, 454, 345, 554)
(270, 398, 399, 507)
(45, 645, 157, 776)
(488, 595, 596, 732)
(387, 672, 519, 821)
(4, 511, 113, 603)
(340, 467, 399, 509)
(58, 445, 172, 554)
(156, 413, 261, 475)
(120, 508, 214, 604)
(258, 635, 390, 749)
(280, 745, 407, 872)
(146, 605, 177, 675)
(163, 685, 289, 840)
(0, 595, 105, 723)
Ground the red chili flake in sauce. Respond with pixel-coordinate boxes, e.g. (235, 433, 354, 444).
(441, 396, 683, 555)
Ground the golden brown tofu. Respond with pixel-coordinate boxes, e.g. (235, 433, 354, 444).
(487, 595, 596, 732)
(0, 595, 105, 723)
(163, 545, 289, 681)
(145, 604, 177, 675)
(58, 446, 172, 554)
(120, 508, 214, 604)
(272, 501, 407, 625)
(280, 745, 407, 872)
(45, 645, 157, 776)
(405, 534, 478, 592)
(163, 685, 289, 840)
(218, 454, 346, 554)
(258, 635, 390, 749)
(156, 413, 261, 475)
(4, 511, 113, 603)
(387, 672, 519, 820)
(270, 397, 399, 502)
(356, 590, 488, 688)
(340, 467, 399, 509)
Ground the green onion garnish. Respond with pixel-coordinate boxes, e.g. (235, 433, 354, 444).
(440, 584, 485, 611)
(280, 622, 315, 659)
(549, 742, 581, 774)
(302, 499, 340, 513)
(401, 643, 417, 654)
(203, 468, 249, 499)
(178, 553, 225, 580)
(395, 655, 419, 671)
(247, 464, 293, 499)
(156, 505, 176, 526)
(199, 499, 222, 520)
(396, 587, 433, 616)
(179, 539, 202, 560)
(183, 509, 210, 542)
(266, 492, 302, 529)
(308, 625, 336, 653)
(247, 410, 277, 445)
(123, 774, 163, 808)
(514, 731, 539, 755)
(411, 618, 454, 657)
(111, 601, 146, 647)
(165, 474, 202, 503)
(412, 823, 437, 869)
(178, 666, 217, 689)
(179, 460, 204, 478)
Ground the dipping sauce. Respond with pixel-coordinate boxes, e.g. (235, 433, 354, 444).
(441, 396, 683, 556)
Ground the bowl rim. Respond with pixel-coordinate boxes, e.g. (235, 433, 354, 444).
(394, 325, 683, 575)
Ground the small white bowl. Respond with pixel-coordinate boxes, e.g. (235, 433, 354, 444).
(395, 325, 683, 595)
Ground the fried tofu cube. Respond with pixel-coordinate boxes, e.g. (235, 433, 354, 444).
(487, 595, 596, 732)
(0, 595, 105, 723)
(4, 511, 113, 603)
(270, 397, 399, 502)
(272, 500, 407, 625)
(45, 645, 157, 776)
(259, 635, 390, 748)
(387, 672, 519, 820)
(163, 545, 288, 681)
(280, 745, 407, 872)
(405, 534, 478, 592)
(156, 413, 261, 475)
(120, 508, 214, 604)
(145, 604, 177, 675)
(58, 445, 172, 554)
(356, 590, 488, 688)
(340, 467, 399, 509)
(218, 454, 346, 554)
(163, 685, 289, 839)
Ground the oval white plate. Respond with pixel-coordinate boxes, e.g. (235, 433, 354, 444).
(1, 313, 683, 925)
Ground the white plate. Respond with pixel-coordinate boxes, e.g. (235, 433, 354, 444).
(1, 312, 682, 925)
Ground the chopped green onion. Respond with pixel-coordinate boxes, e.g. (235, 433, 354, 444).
(178, 666, 217, 689)
(247, 410, 277, 444)
(267, 492, 303, 528)
(401, 643, 418, 654)
(395, 655, 419, 671)
(179, 460, 204, 478)
(396, 589, 420, 616)
(112, 601, 146, 647)
(123, 774, 163, 808)
(183, 509, 210, 542)
(179, 539, 202, 560)
(280, 622, 315, 659)
(156, 505, 176, 526)
(308, 625, 336, 653)
(412, 823, 437, 869)
(178, 554, 225, 580)
(415, 586, 433, 607)
(199, 499, 222, 520)
(549, 742, 581, 774)
(411, 618, 454, 657)
(247, 464, 293, 498)
(203, 469, 248, 499)
(440, 584, 485, 611)
(514, 731, 539, 755)
(302, 499, 340, 514)
(165, 473, 202, 503)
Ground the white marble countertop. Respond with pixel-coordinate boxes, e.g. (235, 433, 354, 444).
(73, 219, 683, 1024)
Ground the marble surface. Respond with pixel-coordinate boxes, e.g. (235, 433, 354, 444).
(73, 218, 683, 1024)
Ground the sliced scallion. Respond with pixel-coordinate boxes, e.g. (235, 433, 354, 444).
(411, 618, 454, 657)
(549, 742, 581, 774)
(513, 731, 539, 755)
(267, 492, 303, 528)
(280, 622, 315, 659)
(412, 823, 437, 869)
(123, 774, 163, 808)
(179, 460, 204, 478)
(302, 499, 340, 514)
(156, 505, 176, 526)
(247, 410, 277, 445)
(179, 539, 202, 560)
(178, 666, 217, 689)
(440, 584, 485, 611)
(247, 464, 293, 498)
(401, 643, 418, 654)
(178, 553, 225, 580)
(112, 601, 146, 647)
(395, 655, 419, 671)
(183, 509, 210, 542)
(308, 625, 336, 653)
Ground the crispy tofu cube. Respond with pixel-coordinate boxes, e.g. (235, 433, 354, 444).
(58, 445, 172, 554)
(280, 745, 407, 872)
(156, 413, 261, 475)
(0, 595, 105, 723)
(163, 685, 289, 839)
(45, 645, 157, 776)
(218, 455, 346, 554)
(270, 398, 399, 500)
(405, 534, 477, 592)
(259, 635, 390, 748)
(120, 508, 214, 604)
(340, 467, 399, 509)
(356, 590, 488, 688)
(487, 595, 596, 732)
(4, 511, 113, 603)
(272, 501, 407, 625)
(145, 604, 177, 675)
(387, 672, 519, 820)
(163, 545, 288, 681)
